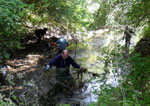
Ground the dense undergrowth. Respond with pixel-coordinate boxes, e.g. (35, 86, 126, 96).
(89, 28, 150, 106)
(90, 47, 150, 106)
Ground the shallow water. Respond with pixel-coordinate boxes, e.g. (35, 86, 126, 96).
(54, 30, 121, 106)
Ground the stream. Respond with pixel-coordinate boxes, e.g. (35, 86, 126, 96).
(53, 29, 121, 106)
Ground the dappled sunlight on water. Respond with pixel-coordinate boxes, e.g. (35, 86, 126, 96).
(56, 28, 140, 105)
(56, 30, 109, 105)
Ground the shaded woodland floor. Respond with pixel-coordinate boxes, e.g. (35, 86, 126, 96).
(1, 40, 60, 105)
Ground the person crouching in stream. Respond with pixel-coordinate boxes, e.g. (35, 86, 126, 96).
(45, 50, 86, 95)
(56, 37, 69, 54)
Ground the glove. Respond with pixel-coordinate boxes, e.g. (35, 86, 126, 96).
(45, 65, 50, 71)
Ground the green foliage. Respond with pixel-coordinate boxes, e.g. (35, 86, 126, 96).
(56, 104, 71, 106)
(22, 0, 92, 32)
(91, 85, 143, 106)
(143, 24, 150, 38)
(128, 0, 150, 26)
(0, 0, 28, 45)
(127, 54, 150, 93)
(88, 0, 150, 30)
(119, 54, 150, 105)
(0, 0, 28, 61)
(0, 99, 17, 106)
(91, 42, 150, 106)
(93, 87, 122, 106)
(88, 0, 133, 30)
(89, 0, 111, 30)
(67, 41, 88, 50)
(1, 0, 150, 105)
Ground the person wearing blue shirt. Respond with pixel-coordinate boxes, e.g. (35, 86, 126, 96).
(45, 50, 83, 87)
(56, 37, 69, 54)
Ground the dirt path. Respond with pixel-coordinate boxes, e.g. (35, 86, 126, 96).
(4, 41, 59, 105)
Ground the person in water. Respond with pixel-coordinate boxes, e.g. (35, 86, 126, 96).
(124, 26, 136, 54)
(56, 37, 69, 54)
(45, 50, 85, 87)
